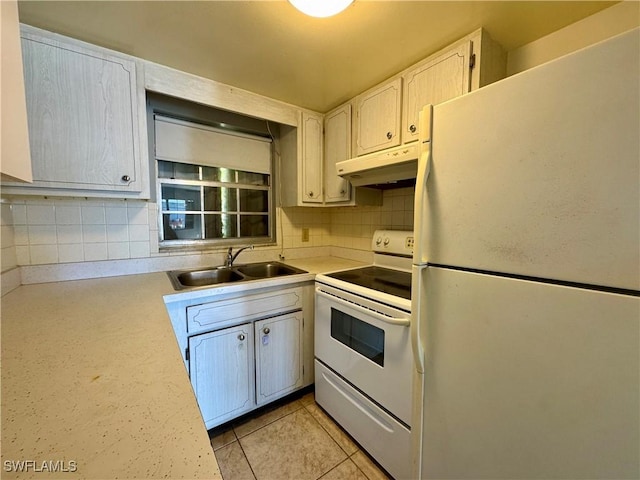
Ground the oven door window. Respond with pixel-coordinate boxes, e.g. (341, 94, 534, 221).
(330, 308, 384, 366)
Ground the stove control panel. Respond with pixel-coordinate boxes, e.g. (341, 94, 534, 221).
(372, 230, 414, 256)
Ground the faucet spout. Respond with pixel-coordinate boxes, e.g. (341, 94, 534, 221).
(226, 245, 254, 267)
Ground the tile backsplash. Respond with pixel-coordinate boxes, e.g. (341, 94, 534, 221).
(10, 198, 155, 266)
(2, 186, 415, 268)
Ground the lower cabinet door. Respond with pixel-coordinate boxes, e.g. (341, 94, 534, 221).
(255, 312, 303, 406)
(189, 323, 255, 428)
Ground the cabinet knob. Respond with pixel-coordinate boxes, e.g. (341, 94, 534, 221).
(308, 191, 314, 197)
(263, 327, 270, 335)
(121, 175, 131, 182)
(237, 334, 245, 341)
(386, 131, 393, 140)
(409, 124, 417, 133)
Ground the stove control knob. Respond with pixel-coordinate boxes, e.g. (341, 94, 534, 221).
(375, 236, 382, 246)
(383, 237, 390, 246)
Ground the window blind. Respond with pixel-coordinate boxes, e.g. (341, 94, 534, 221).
(154, 115, 272, 174)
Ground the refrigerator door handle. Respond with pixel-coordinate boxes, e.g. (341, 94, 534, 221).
(413, 105, 433, 265)
(411, 266, 426, 374)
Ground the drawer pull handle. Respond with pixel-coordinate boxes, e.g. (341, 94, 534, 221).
(238, 334, 245, 341)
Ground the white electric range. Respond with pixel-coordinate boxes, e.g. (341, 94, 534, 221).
(314, 230, 413, 480)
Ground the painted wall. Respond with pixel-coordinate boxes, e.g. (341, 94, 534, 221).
(507, 2, 639, 75)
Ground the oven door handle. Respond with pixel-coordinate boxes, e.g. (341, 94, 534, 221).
(315, 288, 410, 327)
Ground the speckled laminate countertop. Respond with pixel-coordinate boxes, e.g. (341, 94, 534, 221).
(0, 256, 364, 479)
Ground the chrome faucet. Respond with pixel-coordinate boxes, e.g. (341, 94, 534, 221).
(226, 245, 254, 267)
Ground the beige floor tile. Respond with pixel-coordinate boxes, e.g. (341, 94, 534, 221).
(240, 408, 347, 480)
(211, 426, 237, 451)
(350, 451, 391, 480)
(305, 402, 359, 456)
(233, 399, 304, 438)
(300, 391, 315, 406)
(319, 458, 369, 480)
(214, 440, 256, 480)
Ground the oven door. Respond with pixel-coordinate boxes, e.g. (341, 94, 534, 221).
(314, 283, 412, 426)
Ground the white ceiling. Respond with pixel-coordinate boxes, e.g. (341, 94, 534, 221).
(17, 0, 617, 113)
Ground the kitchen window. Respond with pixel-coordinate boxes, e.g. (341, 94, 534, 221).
(155, 115, 274, 247)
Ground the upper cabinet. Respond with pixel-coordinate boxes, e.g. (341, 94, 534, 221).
(352, 29, 505, 157)
(323, 104, 352, 203)
(0, 1, 33, 183)
(354, 78, 402, 156)
(402, 42, 472, 143)
(279, 105, 381, 207)
(300, 112, 324, 204)
(1, 25, 149, 198)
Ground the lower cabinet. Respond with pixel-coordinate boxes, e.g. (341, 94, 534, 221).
(188, 311, 303, 429)
(255, 313, 303, 406)
(188, 323, 255, 428)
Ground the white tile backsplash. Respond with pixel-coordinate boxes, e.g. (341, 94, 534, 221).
(2, 186, 415, 270)
(81, 205, 106, 225)
(29, 244, 58, 264)
(55, 205, 82, 225)
(26, 205, 56, 225)
(58, 243, 85, 263)
(105, 206, 129, 225)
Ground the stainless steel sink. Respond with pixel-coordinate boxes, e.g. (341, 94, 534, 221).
(174, 267, 244, 288)
(235, 262, 303, 278)
(167, 261, 307, 290)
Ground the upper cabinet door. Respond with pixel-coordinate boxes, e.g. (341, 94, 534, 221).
(301, 112, 323, 203)
(323, 103, 351, 203)
(5, 26, 148, 197)
(355, 77, 402, 156)
(402, 42, 472, 143)
(0, 1, 32, 183)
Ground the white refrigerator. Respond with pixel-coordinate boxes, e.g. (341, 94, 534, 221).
(411, 28, 639, 479)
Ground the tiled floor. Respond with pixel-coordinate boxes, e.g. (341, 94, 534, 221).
(210, 389, 392, 480)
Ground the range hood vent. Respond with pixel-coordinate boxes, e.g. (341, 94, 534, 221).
(336, 143, 419, 187)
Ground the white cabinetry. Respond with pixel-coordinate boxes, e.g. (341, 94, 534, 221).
(301, 112, 324, 203)
(0, 1, 32, 183)
(189, 323, 255, 427)
(255, 312, 303, 405)
(354, 78, 402, 156)
(323, 104, 352, 203)
(1, 25, 149, 198)
(280, 106, 381, 207)
(181, 285, 308, 429)
(352, 29, 505, 159)
(402, 42, 472, 143)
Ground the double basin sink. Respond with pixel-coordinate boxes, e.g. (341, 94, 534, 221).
(167, 261, 307, 290)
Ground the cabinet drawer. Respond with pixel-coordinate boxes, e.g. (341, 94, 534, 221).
(187, 287, 303, 334)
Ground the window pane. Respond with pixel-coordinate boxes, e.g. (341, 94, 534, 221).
(161, 185, 201, 211)
(203, 166, 236, 183)
(240, 215, 269, 237)
(162, 213, 202, 240)
(205, 214, 237, 239)
(158, 161, 200, 180)
(238, 171, 269, 186)
(239, 189, 268, 212)
(204, 187, 237, 212)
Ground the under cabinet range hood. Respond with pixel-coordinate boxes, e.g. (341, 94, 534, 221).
(336, 143, 419, 187)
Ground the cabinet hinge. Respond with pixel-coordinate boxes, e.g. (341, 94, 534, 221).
(469, 53, 476, 70)
(185, 347, 190, 362)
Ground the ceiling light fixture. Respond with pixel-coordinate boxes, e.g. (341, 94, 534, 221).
(288, 0, 354, 18)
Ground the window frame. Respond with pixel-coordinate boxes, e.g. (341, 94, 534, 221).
(156, 159, 275, 250)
